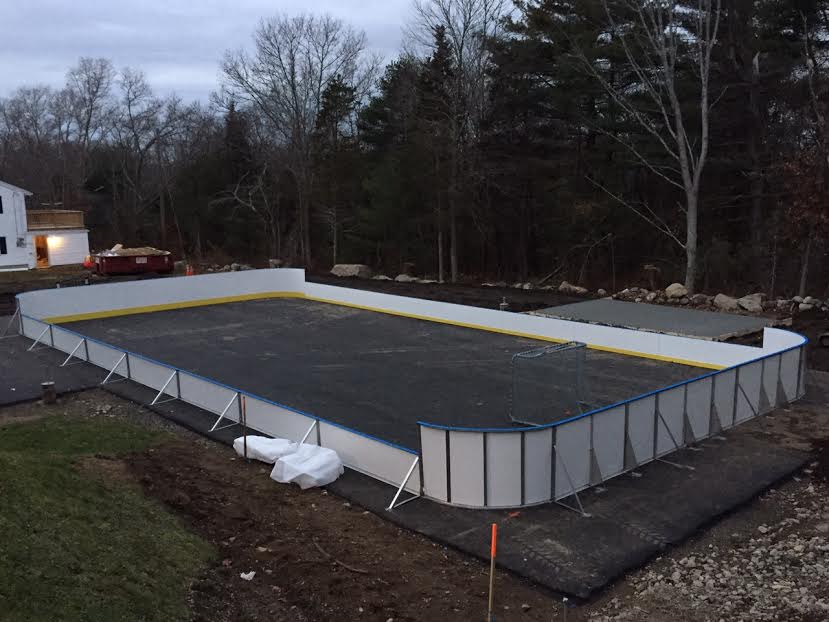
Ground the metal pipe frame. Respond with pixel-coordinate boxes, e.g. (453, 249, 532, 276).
(150, 370, 180, 405)
(386, 456, 421, 511)
(60, 337, 87, 367)
(101, 353, 128, 384)
(209, 393, 240, 432)
(27, 325, 51, 351)
(0, 307, 20, 339)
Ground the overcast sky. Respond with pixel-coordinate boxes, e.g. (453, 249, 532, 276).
(0, 0, 410, 102)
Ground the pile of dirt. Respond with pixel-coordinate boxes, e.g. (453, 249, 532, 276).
(97, 246, 170, 257)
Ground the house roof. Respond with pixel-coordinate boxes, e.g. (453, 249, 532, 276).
(0, 180, 33, 196)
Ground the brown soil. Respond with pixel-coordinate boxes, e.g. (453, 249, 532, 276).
(125, 440, 562, 622)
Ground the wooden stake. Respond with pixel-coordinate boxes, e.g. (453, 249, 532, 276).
(487, 522, 497, 621)
(241, 395, 248, 460)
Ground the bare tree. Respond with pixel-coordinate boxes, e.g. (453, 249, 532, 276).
(66, 57, 116, 185)
(220, 13, 375, 266)
(574, 0, 721, 292)
(109, 68, 187, 242)
(408, 0, 509, 282)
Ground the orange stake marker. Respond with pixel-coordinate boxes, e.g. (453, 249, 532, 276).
(487, 523, 497, 621)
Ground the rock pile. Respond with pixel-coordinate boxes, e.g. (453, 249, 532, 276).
(591, 470, 829, 621)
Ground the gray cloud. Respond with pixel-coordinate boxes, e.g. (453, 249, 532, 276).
(0, 0, 409, 102)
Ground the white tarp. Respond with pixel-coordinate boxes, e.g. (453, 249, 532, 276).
(270, 443, 344, 489)
(233, 436, 298, 464)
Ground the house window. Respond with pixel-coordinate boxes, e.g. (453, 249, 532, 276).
(0, 237, 6, 255)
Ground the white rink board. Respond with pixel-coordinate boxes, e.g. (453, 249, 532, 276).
(486, 433, 523, 507)
(523, 428, 554, 505)
(420, 427, 449, 502)
(735, 362, 762, 422)
(762, 356, 779, 411)
(52, 327, 86, 358)
(243, 397, 317, 444)
(779, 349, 800, 402)
(17, 269, 306, 320)
(128, 357, 177, 394)
(656, 386, 685, 456)
(319, 422, 420, 493)
(627, 396, 656, 466)
(554, 417, 591, 499)
(685, 377, 712, 441)
(713, 369, 737, 429)
(448, 432, 485, 506)
(178, 374, 239, 417)
(591, 407, 625, 479)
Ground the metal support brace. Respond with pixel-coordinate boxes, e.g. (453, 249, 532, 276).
(299, 420, 318, 445)
(736, 380, 767, 432)
(101, 353, 128, 384)
(150, 370, 179, 405)
(554, 446, 591, 517)
(655, 409, 695, 471)
(60, 338, 87, 367)
(0, 307, 20, 339)
(27, 325, 51, 351)
(209, 393, 240, 432)
(386, 456, 421, 511)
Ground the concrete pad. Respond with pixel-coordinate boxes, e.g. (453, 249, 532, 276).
(533, 299, 780, 340)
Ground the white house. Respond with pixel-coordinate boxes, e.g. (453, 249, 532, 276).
(0, 180, 90, 271)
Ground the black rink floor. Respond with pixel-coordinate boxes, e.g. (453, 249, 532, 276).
(67, 298, 707, 449)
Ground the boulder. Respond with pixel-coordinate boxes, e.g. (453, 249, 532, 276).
(597, 288, 608, 297)
(522, 283, 534, 290)
(646, 292, 658, 302)
(268, 258, 283, 269)
(417, 279, 438, 284)
(558, 281, 588, 295)
(394, 274, 418, 283)
(679, 297, 690, 305)
(804, 296, 822, 307)
(799, 302, 815, 312)
(331, 264, 373, 279)
(372, 275, 392, 281)
(231, 262, 241, 271)
(713, 293, 740, 312)
(665, 283, 688, 299)
(690, 293, 711, 306)
(737, 293, 765, 313)
(793, 295, 804, 303)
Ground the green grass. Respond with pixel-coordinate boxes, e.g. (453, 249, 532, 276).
(0, 415, 214, 622)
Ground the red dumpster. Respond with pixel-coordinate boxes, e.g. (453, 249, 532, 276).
(93, 247, 174, 276)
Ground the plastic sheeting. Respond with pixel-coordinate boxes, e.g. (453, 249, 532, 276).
(233, 436, 298, 463)
(270, 443, 344, 489)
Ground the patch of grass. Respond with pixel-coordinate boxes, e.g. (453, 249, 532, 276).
(0, 415, 214, 622)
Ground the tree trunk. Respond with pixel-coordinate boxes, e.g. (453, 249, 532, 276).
(437, 217, 445, 284)
(449, 197, 458, 283)
(798, 235, 813, 298)
(684, 193, 699, 294)
(159, 189, 167, 249)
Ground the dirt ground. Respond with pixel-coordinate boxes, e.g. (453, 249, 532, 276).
(5, 387, 827, 621)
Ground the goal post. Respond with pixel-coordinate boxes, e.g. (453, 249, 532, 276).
(509, 342, 593, 427)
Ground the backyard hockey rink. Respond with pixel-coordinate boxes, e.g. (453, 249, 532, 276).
(13, 269, 807, 512)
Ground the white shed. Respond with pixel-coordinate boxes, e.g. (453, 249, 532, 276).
(0, 179, 91, 271)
